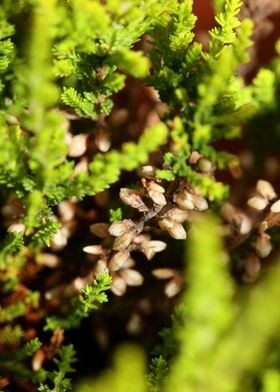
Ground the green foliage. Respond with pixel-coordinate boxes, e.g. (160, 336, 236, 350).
(44, 273, 112, 330)
(38, 345, 77, 392)
(75, 344, 147, 392)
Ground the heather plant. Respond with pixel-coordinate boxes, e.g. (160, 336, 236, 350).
(0, 0, 279, 390)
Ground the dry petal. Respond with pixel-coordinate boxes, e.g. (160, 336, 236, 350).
(113, 229, 136, 251)
(164, 277, 183, 297)
(140, 165, 156, 179)
(159, 218, 174, 231)
(270, 199, 280, 213)
(152, 268, 176, 279)
(239, 215, 252, 235)
(38, 253, 60, 268)
(120, 269, 144, 286)
(247, 196, 268, 211)
(192, 194, 208, 211)
(109, 219, 134, 237)
(168, 222, 187, 240)
(255, 234, 272, 258)
(164, 208, 188, 223)
(189, 151, 202, 164)
(7, 222, 25, 233)
(95, 132, 111, 152)
(94, 259, 109, 275)
(174, 191, 194, 210)
(83, 245, 104, 255)
(142, 240, 167, 260)
(90, 223, 109, 238)
(148, 190, 167, 206)
(68, 134, 87, 157)
(111, 276, 127, 296)
(256, 180, 276, 200)
(120, 188, 148, 212)
(109, 251, 130, 271)
(244, 255, 261, 279)
(197, 157, 212, 173)
(58, 201, 75, 221)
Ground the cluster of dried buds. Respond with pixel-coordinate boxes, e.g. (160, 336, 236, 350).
(222, 179, 280, 282)
(84, 166, 209, 297)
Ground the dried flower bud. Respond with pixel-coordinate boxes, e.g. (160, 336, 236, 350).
(159, 218, 174, 231)
(142, 240, 167, 260)
(168, 221, 187, 240)
(109, 219, 134, 237)
(120, 269, 144, 286)
(238, 214, 252, 235)
(164, 208, 189, 223)
(32, 349, 45, 371)
(256, 180, 276, 200)
(270, 199, 280, 213)
(173, 191, 194, 210)
(140, 165, 156, 179)
(189, 151, 202, 164)
(146, 181, 166, 206)
(191, 194, 208, 211)
(38, 253, 60, 268)
(152, 268, 176, 279)
(197, 157, 212, 173)
(95, 132, 111, 152)
(164, 276, 183, 297)
(109, 251, 130, 271)
(119, 188, 148, 212)
(126, 313, 142, 335)
(255, 234, 272, 258)
(68, 134, 87, 157)
(111, 276, 127, 296)
(113, 229, 136, 251)
(7, 222, 25, 233)
(247, 196, 268, 211)
(90, 223, 109, 238)
(244, 254, 261, 280)
(95, 259, 109, 275)
(83, 245, 104, 255)
(58, 201, 75, 222)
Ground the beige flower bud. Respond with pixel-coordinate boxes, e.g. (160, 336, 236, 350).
(119, 188, 149, 212)
(113, 229, 136, 251)
(152, 268, 176, 279)
(168, 222, 187, 240)
(164, 277, 183, 297)
(146, 181, 166, 206)
(255, 234, 272, 258)
(173, 191, 194, 210)
(83, 245, 104, 255)
(90, 223, 109, 238)
(95, 132, 111, 152)
(189, 151, 202, 164)
(270, 199, 280, 213)
(164, 208, 188, 223)
(140, 165, 156, 179)
(7, 222, 26, 233)
(111, 276, 127, 296)
(109, 251, 130, 271)
(108, 219, 134, 237)
(94, 259, 109, 275)
(159, 218, 174, 231)
(58, 201, 75, 222)
(120, 269, 144, 286)
(68, 134, 87, 157)
(247, 196, 268, 211)
(38, 253, 60, 268)
(197, 157, 212, 173)
(142, 240, 167, 260)
(256, 180, 276, 200)
(191, 194, 208, 211)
